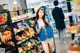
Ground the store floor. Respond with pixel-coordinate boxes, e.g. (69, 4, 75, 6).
(55, 37, 72, 53)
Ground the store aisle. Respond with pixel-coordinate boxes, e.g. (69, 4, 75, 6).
(55, 37, 72, 53)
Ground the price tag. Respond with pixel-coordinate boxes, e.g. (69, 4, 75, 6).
(71, 30, 77, 34)
(0, 48, 5, 53)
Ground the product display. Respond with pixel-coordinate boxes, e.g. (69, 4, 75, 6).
(0, 13, 16, 53)
(69, 38, 80, 51)
(0, 11, 16, 53)
(11, 13, 35, 23)
(18, 36, 43, 53)
(68, 14, 80, 52)
(12, 16, 43, 53)
(68, 33, 80, 53)
(0, 13, 7, 24)
(67, 22, 80, 33)
(0, 8, 64, 53)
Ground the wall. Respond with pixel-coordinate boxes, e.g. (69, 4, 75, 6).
(0, 0, 8, 4)
(0, 0, 65, 10)
(8, 0, 21, 11)
(26, 0, 41, 8)
(0, 0, 21, 11)
(26, 0, 55, 8)
(0, 0, 9, 10)
(20, 0, 27, 9)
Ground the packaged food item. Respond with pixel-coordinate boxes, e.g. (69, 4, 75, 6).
(2, 31, 12, 44)
(22, 46, 29, 51)
(30, 39, 36, 46)
(28, 28, 35, 36)
(24, 30, 30, 37)
(17, 22, 23, 29)
(0, 14, 7, 24)
(18, 47, 23, 53)
(16, 35, 22, 42)
(7, 41, 14, 46)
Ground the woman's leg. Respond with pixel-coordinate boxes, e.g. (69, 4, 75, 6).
(48, 42, 53, 53)
(62, 29, 66, 43)
(58, 29, 60, 41)
(60, 29, 65, 44)
(58, 29, 62, 43)
(42, 43, 49, 53)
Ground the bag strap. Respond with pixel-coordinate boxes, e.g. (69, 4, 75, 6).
(36, 22, 39, 29)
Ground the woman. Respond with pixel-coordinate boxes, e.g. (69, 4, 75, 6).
(35, 8, 54, 53)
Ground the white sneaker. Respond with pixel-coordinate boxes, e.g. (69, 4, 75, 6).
(64, 42, 66, 44)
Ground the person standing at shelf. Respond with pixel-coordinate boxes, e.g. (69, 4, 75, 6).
(52, 1, 66, 45)
(35, 8, 54, 53)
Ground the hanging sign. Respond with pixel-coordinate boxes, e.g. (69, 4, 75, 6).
(34, 6, 40, 12)
(66, 0, 80, 2)
(73, 0, 80, 2)
(66, 0, 72, 2)
(74, 2, 79, 11)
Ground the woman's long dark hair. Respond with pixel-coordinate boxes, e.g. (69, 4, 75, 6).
(35, 8, 48, 26)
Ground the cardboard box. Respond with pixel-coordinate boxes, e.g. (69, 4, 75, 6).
(69, 46, 80, 51)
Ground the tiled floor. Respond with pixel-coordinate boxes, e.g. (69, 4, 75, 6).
(55, 37, 72, 53)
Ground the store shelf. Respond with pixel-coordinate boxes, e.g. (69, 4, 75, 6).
(1, 42, 14, 51)
(12, 14, 34, 23)
(5, 46, 14, 51)
(12, 20, 22, 24)
(17, 35, 35, 45)
(19, 40, 42, 53)
(0, 10, 19, 53)
(0, 10, 8, 14)
(16, 29, 24, 35)
(0, 23, 7, 26)
(17, 38, 30, 45)
(15, 27, 32, 36)
(15, 27, 35, 35)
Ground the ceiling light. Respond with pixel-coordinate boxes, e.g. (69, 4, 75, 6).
(14, 0, 17, 4)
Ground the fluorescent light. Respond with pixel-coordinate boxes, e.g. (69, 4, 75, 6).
(14, 0, 17, 4)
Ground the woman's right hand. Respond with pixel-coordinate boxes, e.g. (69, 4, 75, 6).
(41, 26, 46, 32)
